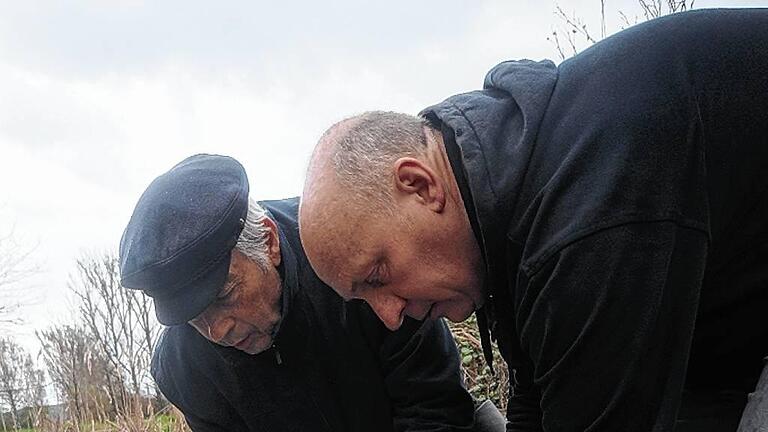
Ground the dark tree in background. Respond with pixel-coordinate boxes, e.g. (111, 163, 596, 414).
(37, 324, 115, 425)
(69, 253, 161, 415)
(0, 337, 45, 430)
(31, 252, 166, 430)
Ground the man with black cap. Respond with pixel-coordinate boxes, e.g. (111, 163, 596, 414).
(119, 154, 479, 432)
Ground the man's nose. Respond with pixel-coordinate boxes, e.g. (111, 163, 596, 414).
(368, 295, 406, 331)
(207, 316, 235, 344)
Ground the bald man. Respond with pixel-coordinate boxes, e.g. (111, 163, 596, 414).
(300, 9, 768, 432)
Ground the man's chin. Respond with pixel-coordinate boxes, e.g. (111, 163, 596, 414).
(239, 336, 273, 355)
(241, 343, 270, 355)
(445, 308, 474, 323)
(435, 301, 476, 323)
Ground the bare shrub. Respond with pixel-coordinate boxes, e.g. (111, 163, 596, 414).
(37, 324, 114, 425)
(69, 253, 161, 415)
(0, 337, 46, 429)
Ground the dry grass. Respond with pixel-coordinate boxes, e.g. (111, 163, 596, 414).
(30, 401, 189, 432)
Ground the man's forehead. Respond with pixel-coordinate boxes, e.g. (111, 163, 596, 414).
(303, 198, 364, 251)
(300, 182, 380, 287)
(324, 238, 367, 273)
(312, 232, 376, 287)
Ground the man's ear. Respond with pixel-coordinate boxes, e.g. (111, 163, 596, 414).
(393, 157, 445, 212)
(261, 217, 282, 267)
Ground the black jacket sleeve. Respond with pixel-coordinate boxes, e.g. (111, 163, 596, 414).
(151, 328, 250, 432)
(373, 313, 475, 432)
(510, 221, 707, 431)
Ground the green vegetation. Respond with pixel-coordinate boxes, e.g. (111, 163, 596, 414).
(449, 315, 509, 412)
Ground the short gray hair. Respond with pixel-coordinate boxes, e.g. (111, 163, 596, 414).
(234, 198, 272, 271)
(324, 111, 429, 209)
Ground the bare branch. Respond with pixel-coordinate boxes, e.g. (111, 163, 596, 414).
(555, 5, 597, 44)
(0, 229, 38, 328)
(547, 29, 567, 61)
(618, 10, 635, 29)
(600, 0, 606, 39)
(566, 30, 578, 57)
(549, 0, 696, 59)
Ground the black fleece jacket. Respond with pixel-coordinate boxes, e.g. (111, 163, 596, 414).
(422, 9, 768, 432)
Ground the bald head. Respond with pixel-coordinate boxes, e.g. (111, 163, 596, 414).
(306, 111, 429, 208)
(299, 111, 485, 329)
(301, 111, 430, 276)
(301, 111, 427, 286)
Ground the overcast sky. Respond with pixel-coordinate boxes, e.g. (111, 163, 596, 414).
(1, 0, 765, 353)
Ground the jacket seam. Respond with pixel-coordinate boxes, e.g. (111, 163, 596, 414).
(520, 213, 709, 277)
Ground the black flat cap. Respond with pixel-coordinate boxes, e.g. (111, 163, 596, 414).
(119, 154, 249, 325)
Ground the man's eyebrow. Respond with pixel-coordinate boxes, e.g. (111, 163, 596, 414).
(350, 263, 374, 295)
(345, 256, 377, 298)
(346, 277, 373, 301)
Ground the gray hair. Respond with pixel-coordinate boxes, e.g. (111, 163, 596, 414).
(324, 111, 429, 209)
(234, 198, 272, 271)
